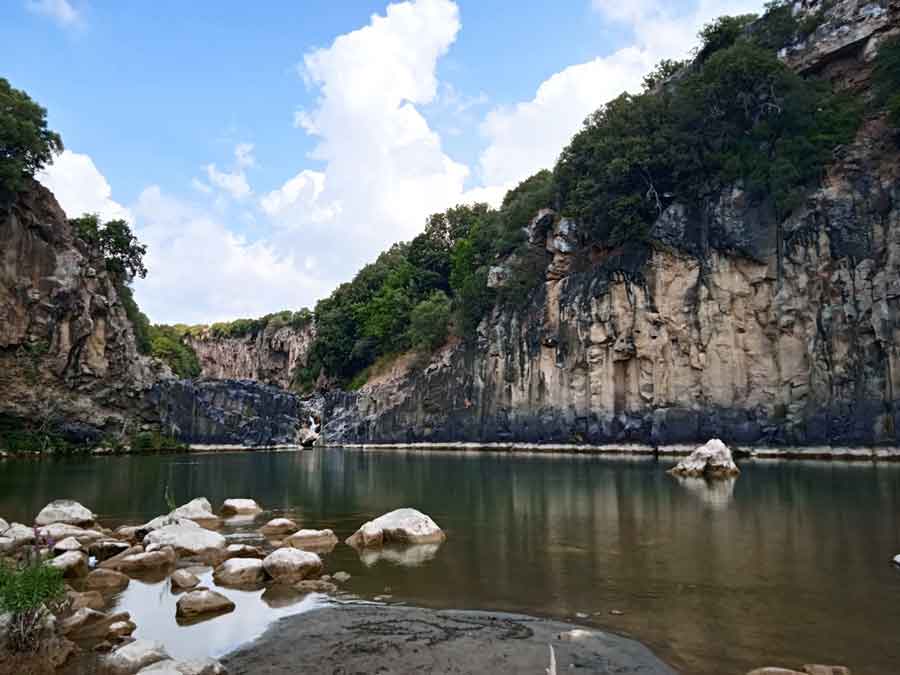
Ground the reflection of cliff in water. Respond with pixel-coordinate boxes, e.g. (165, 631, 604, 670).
(1, 450, 899, 674)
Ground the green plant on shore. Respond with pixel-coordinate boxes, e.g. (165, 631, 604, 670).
(129, 431, 186, 453)
(0, 561, 65, 652)
(163, 483, 177, 511)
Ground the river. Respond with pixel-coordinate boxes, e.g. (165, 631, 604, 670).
(1, 448, 899, 674)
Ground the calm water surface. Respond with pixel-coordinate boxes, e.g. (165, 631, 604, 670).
(1, 448, 899, 674)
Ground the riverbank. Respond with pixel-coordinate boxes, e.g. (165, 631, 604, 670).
(221, 602, 676, 674)
(333, 441, 900, 461)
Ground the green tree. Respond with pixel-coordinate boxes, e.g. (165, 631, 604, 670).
(71, 214, 148, 281)
(697, 14, 757, 61)
(408, 291, 451, 350)
(0, 79, 63, 200)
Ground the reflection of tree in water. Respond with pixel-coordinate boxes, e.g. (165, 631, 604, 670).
(673, 476, 737, 511)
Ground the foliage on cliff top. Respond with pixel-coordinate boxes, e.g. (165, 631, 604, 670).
(874, 35, 900, 128)
(71, 213, 148, 281)
(205, 308, 313, 339)
(0, 78, 63, 203)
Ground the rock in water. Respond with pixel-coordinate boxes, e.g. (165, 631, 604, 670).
(221, 498, 262, 516)
(213, 558, 266, 586)
(143, 523, 227, 561)
(346, 508, 445, 548)
(35, 499, 95, 526)
(50, 551, 90, 578)
(285, 529, 338, 552)
(61, 608, 132, 640)
(86, 568, 130, 592)
(135, 657, 227, 674)
(262, 548, 323, 583)
(105, 639, 171, 674)
(225, 543, 265, 559)
(176, 589, 236, 619)
(169, 498, 220, 525)
(260, 517, 298, 536)
(170, 569, 201, 590)
(668, 439, 740, 478)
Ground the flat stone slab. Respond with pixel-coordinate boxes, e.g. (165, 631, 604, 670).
(221, 604, 675, 674)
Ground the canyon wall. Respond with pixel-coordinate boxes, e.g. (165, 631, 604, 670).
(0, 180, 165, 441)
(323, 2, 900, 447)
(186, 323, 314, 391)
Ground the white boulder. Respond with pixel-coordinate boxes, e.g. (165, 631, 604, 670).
(175, 589, 236, 619)
(346, 508, 445, 548)
(668, 439, 740, 478)
(220, 498, 262, 516)
(262, 548, 323, 583)
(3, 522, 35, 548)
(35, 500, 95, 526)
(260, 517, 298, 536)
(225, 543, 264, 559)
(143, 524, 227, 561)
(169, 498, 219, 524)
(285, 529, 338, 552)
(106, 639, 170, 674)
(213, 558, 266, 586)
(53, 536, 83, 554)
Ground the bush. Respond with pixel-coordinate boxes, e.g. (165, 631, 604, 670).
(71, 214, 147, 281)
(0, 562, 65, 652)
(0, 79, 63, 202)
(129, 431, 185, 452)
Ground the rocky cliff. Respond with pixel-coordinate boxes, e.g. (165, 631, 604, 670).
(186, 323, 314, 391)
(323, 1, 900, 447)
(0, 180, 166, 442)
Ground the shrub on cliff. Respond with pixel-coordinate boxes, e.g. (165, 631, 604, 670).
(0, 561, 65, 652)
(0, 79, 63, 202)
(874, 36, 900, 128)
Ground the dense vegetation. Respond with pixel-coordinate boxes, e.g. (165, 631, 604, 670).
(0, 561, 65, 652)
(206, 309, 313, 339)
(0, 78, 62, 203)
(874, 35, 900, 128)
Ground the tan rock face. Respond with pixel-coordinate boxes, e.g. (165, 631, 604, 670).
(187, 322, 314, 389)
(0, 180, 166, 439)
(324, 107, 900, 448)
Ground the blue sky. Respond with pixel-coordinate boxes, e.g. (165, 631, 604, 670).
(5, 0, 764, 324)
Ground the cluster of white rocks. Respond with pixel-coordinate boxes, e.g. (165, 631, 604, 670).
(1, 497, 447, 673)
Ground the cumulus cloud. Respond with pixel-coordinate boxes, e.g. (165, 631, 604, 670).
(132, 186, 331, 324)
(197, 143, 255, 200)
(290, 0, 470, 250)
(37, 150, 131, 222)
(24, 0, 81, 27)
(476, 0, 764, 189)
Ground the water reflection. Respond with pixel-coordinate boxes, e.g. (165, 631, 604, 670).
(357, 543, 442, 567)
(672, 476, 737, 510)
(1, 450, 899, 674)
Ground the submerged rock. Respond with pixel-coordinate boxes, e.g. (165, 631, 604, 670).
(332, 571, 351, 583)
(285, 529, 338, 552)
(106, 639, 171, 674)
(260, 517, 298, 536)
(213, 558, 266, 587)
(221, 498, 262, 516)
(35, 499, 96, 526)
(175, 589, 236, 619)
(357, 543, 441, 567)
(262, 548, 323, 583)
(668, 439, 740, 478)
(346, 508, 445, 548)
(294, 579, 337, 594)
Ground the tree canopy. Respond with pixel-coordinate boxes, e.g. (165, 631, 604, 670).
(0, 78, 63, 201)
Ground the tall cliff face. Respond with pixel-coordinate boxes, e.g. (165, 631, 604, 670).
(186, 322, 314, 391)
(0, 180, 165, 440)
(324, 2, 900, 447)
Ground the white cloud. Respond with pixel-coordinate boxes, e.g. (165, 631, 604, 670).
(196, 142, 256, 200)
(132, 186, 330, 324)
(25, 0, 80, 27)
(476, 0, 764, 188)
(289, 0, 470, 251)
(259, 170, 340, 225)
(36, 150, 131, 222)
